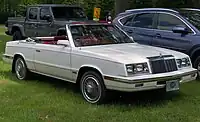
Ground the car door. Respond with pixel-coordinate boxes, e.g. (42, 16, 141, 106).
(152, 12, 194, 53)
(24, 7, 39, 37)
(37, 7, 54, 36)
(119, 12, 156, 45)
(34, 42, 72, 81)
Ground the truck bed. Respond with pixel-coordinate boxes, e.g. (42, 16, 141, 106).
(6, 17, 25, 35)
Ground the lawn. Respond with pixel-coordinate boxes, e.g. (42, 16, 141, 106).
(0, 28, 200, 122)
(0, 26, 6, 36)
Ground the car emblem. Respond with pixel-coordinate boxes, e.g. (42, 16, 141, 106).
(159, 53, 163, 58)
(159, 53, 164, 60)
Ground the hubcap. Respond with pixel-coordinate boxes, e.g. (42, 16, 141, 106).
(82, 76, 101, 103)
(15, 58, 26, 80)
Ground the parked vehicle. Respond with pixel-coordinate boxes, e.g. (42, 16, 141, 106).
(113, 8, 200, 78)
(5, 4, 87, 40)
(3, 21, 197, 104)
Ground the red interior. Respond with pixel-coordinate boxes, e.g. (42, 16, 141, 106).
(38, 36, 68, 44)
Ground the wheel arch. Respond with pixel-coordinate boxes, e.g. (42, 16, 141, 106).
(76, 65, 104, 84)
(56, 28, 66, 36)
(189, 46, 200, 65)
(11, 24, 25, 36)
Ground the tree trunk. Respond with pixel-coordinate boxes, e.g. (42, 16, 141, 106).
(115, 0, 130, 16)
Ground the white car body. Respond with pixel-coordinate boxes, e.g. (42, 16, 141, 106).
(3, 23, 197, 94)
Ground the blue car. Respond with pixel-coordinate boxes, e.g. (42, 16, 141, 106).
(113, 8, 200, 78)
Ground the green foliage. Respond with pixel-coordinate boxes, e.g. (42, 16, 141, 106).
(0, 0, 199, 23)
(79, 0, 114, 20)
(0, 12, 14, 24)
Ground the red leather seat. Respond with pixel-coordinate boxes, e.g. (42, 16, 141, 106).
(43, 41, 56, 44)
(41, 36, 67, 44)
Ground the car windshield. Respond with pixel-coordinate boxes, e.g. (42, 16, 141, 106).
(70, 24, 134, 47)
(52, 7, 87, 20)
(178, 9, 200, 30)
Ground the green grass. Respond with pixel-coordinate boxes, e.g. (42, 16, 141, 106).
(1, 28, 200, 122)
(0, 26, 6, 36)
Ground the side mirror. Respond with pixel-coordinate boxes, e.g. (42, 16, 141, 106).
(44, 14, 53, 22)
(130, 36, 134, 41)
(172, 26, 189, 34)
(57, 40, 70, 47)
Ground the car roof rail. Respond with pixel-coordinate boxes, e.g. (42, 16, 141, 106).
(180, 8, 200, 11)
(125, 8, 179, 13)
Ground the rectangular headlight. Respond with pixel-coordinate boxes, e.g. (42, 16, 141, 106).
(126, 63, 149, 75)
(176, 57, 191, 68)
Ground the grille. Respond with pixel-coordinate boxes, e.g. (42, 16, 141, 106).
(149, 58, 178, 74)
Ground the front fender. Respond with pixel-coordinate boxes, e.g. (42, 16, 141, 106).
(189, 45, 200, 58)
(72, 64, 104, 83)
(13, 52, 26, 61)
(79, 64, 104, 75)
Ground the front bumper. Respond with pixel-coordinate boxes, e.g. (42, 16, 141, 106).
(104, 68, 197, 92)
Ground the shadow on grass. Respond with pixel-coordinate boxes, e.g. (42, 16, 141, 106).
(30, 72, 79, 93)
(107, 89, 185, 107)
(0, 70, 190, 106)
(0, 69, 78, 91)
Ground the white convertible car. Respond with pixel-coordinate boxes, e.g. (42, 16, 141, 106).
(3, 22, 197, 104)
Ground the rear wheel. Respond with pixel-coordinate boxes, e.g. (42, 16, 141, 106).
(13, 30, 23, 41)
(80, 71, 107, 104)
(14, 57, 29, 80)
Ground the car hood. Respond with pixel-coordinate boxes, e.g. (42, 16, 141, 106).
(80, 43, 188, 64)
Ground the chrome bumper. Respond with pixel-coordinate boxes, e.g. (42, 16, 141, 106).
(104, 68, 197, 92)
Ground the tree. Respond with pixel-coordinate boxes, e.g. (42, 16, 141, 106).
(115, 0, 130, 15)
(1, 0, 200, 23)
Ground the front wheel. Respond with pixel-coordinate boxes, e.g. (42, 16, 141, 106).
(80, 71, 107, 104)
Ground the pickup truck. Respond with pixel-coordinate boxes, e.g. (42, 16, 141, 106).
(5, 4, 88, 40)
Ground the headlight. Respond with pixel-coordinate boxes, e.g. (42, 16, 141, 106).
(176, 57, 191, 68)
(126, 63, 149, 75)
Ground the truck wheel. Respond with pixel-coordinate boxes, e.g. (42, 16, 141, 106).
(194, 56, 200, 79)
(13, 30, 23, 41)
(80, 71, 107, 104)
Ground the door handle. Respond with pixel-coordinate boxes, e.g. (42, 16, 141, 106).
(36, 49, 40, 52)
(155, 33, 161, 38)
